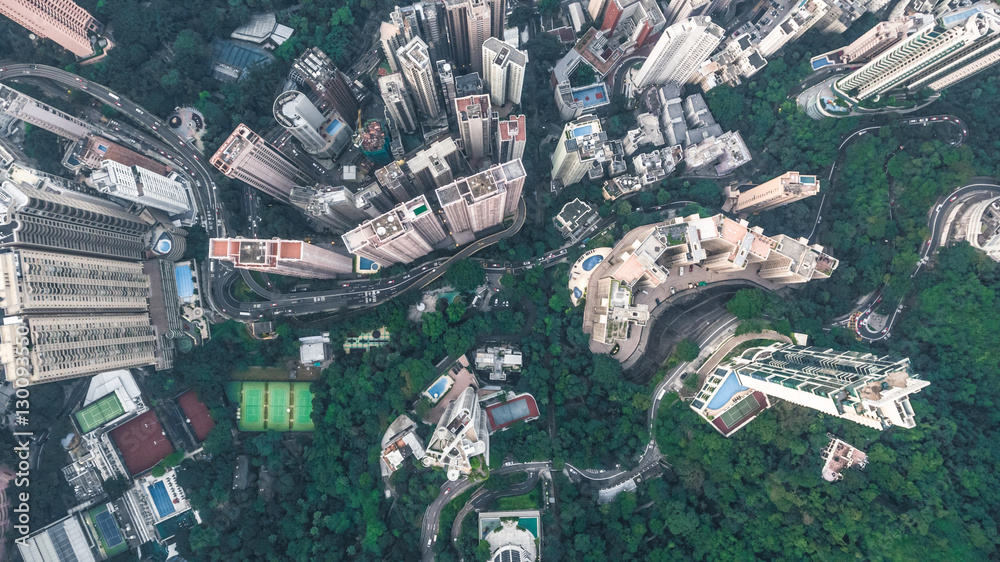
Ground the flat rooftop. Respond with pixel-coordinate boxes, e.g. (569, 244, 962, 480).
(372, 210, 405, 241)
(238, 241, 270, 265)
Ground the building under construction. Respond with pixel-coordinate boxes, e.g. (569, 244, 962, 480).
(358, 119, 392, 166)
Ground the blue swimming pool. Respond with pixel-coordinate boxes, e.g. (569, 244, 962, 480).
(706, 372, 748, 410)
(573, 287, 583, 299)
(811, 57, 833, 70)
(325, 120, 342, 135)
(358, 257, 379, 271)
(149, 481, 175, 518)
(426, 376, 449, 400)
(582, 255, 603, 271)
(174, 265, 194, 298)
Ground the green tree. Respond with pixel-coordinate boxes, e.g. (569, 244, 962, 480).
(726, 288, 766, 319)
(444, 259, 485, 292)
(674, 339, 700, 362)
(614, 200, 632, 216)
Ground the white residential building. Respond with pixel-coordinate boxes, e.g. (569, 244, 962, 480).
(90, 160, 191, 215)
(631, 16, 724, 89)
(482, 37, 527, 106)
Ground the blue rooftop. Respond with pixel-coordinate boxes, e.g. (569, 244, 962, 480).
(175, 264, 194, 298)
(572, 84, 608, 109)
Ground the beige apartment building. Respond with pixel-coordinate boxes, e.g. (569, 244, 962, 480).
(342, 195, 446, 265)
(0, 249, 150, 315)
(209, 237, 353, 278)
(210, 124, 307, 203)
(1, 314, 157, 385)
(725, 171, 820, 214)
(455, 95, 497, 160)
(0, 0, 111, 59)
(436, 159, 525, 237)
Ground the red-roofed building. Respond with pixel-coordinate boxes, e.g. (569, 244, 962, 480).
(484, 393, 540, 433)
(110, 410, 175, 476)
(176, 391, 216, 442)
(497, 115, 526, 163)
(208, 237, 352, 278)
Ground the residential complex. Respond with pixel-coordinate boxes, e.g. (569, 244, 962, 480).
(583, 214, 838, 344)
(723, 343, 930, 431)
(436, 159, 525, 237)
(0, 314, 157, 385)
(631, 16, 724, 89)
(290, 47, 360, 123)
(551, 116, 608, 188)
(90, 160, 192, 215)
(273, 90, 352, 158)
(496, 114, 527, 162)
(288, 185, 373, 232)
(209, 237, 353, 278)
(399, 36, 443, 120)
(0, 84, 96, 140)
(379, 73, 420, 134)
(724, 171, 820, 214)
(833, 5, 1000, 103)
(966, 196, 1000, 261)
(342, 195, 447, 265)
(482, 37, 527, 106)
(0, 0, 113, 60)
(421, 386, 490, 480)
(210, 123, 307, 203)
(455, 94, 498, 160)
(480, 511, 540, 562)
(466, 0, 492, 74)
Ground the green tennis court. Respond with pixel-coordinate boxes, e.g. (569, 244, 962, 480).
(241, 382, 267, 431)
(268, 382, 290, 427)
(720, 393, 761, 428)
(292, 383, 315, 431)
(75, 393, 126, 433)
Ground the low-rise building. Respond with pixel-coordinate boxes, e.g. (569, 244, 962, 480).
(633, 145, 683, 185)
(821, 435, 868, 482)
(299, 333, 330, 366)
(553, 199, 599, 242)
(683, 130, 752, 176)
(474, 345, 523, 381)
(602, 174, 643, 201)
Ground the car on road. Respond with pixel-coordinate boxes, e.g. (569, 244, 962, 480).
(951, 196, 957, 201)
(688, 265, 694, 273)
(444, 488, 451, 495)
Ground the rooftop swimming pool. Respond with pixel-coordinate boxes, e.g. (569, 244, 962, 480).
(582, 255, 603, 271)
(174, 264, 194, 298)
(325, 120, 342, 135)
(706, 371, 748, 410)
(424, 375, 451, 401)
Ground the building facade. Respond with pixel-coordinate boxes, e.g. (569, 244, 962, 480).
(208, 237, 353, 277)
(481, 37, 527, 106)
(210, 123, 307, 203)
(0, 84, 96, 140)
(551, 116, 608, 187)
(455, 94, 498, 160)
(342, 195, 446, 265)
(496, 114, 526, 162)
(731, 343, 931, 430)
(726, 171, 820, 214)
(398, 36, 443, 120)
(290, 47, 360, 121)
(631, 16, 724, 89)
(288, 185, 371, 232)
(379, 72, 420, 134)
(375, 162, 420, 203)
(0, 0, 110, 59)
(407, 137, 464, 192)
(436, 159, 525, 236)
(90, 160, 191, 215)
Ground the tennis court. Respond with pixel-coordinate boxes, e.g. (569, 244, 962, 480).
(75, 393, 125, 433)
(720, 393, 762, 428)
(90, 505, 127, 555)
(241, 382, 267, 431)
(291, 383, 314, 431)
(268, 382, 290, 427)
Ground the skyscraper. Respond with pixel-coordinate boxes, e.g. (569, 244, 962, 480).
(437, 60, 459, 125)
(631, 16, 724, 89)
(729, 343, 930, 430)
(0, 84, 95, 140)
(379, 73, 420, 134)
(209, 237, 353, 277)
(481, 37, 527, 106)
(210, 124, 307, 203)
(375, 162, 419, 203)
(0, 314, 157, 385)
(290, 47, 360, 122)
(834, 5, 1000, 102)
(407, 137, 464, 192)
(0, 249, 150, 315)
(0, 180, 152, 260)
(443, 0, 472, 69)
(757, 234, 839, 284)
(342, 195, 447, 265)
(551, 116, 608, 187)
(496, 114, 526, 162)
(273, 90, 350, 158)
(0, 0, 112, 59)
(436, 159, 525, 236)
(288, 185, 371, 232)
(398, 37, 443, 120)
(90, 160, 192, 215)
(486, 0, 506, 38)
(725, 171, 820, 214)
(455, 94, 498, 160)
(467, 0, 492, 74)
